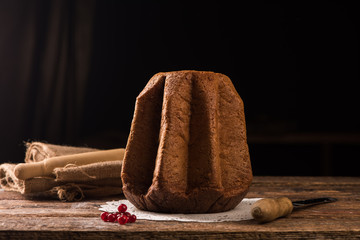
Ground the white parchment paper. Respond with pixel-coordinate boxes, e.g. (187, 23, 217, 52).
(99, 198, 261, 222)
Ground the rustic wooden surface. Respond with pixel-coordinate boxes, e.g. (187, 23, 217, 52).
(1, 176, 359, 239)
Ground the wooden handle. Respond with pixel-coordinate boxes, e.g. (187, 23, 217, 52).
(14, 148, 125, 180)
(251, 197, 293, 223)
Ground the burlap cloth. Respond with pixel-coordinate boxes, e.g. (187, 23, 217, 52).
(25, 142, 97, 163)
(0, 142, 123, 201)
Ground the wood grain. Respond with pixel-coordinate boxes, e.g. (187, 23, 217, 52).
(1, 176, 359, 239)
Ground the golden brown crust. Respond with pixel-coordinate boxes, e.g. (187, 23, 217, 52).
(121, 70, 252, 213)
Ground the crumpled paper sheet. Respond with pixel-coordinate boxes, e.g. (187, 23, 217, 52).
(99, 198, 261, 222)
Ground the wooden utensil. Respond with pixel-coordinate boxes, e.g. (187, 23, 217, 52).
(14, 148, 125, 180)
(251, 197, 337, 223)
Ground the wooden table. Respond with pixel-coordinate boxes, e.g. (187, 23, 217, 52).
(1, 176, 359, 239)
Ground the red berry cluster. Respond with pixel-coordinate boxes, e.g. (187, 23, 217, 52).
(100, 204, 137, 225)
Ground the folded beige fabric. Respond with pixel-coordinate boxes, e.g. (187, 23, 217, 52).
(0, 163, 59, 194)
(22, 177, 59, 194)
(1, 162, 123, 200)
(1, 163, 22, 192)
(16, 148, 124, 180)
(54, 161, 122, 182)
(25, 142, 97, 163)
(51, 183, 123, 201)
(0, 142, 124, 201)
(24, 183, 123, 202)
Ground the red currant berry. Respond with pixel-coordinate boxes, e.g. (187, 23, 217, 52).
(107, 213, 117, 222)
(118, 215, 128, 225)
(117, 204, 127, 213)
(128, 214, 137, 223)
(100, 212, 109, 222)
(124, 212, 131, 217)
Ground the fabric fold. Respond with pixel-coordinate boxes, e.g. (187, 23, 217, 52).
(54, 161, 122, 182)
(1, 163, 22, 192)
(25, 142, 97, 163)
(0, 163, 59, 194)
(0, 142, 123, 201)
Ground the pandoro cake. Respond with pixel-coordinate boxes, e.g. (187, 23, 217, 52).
(121, 70, 252, 213)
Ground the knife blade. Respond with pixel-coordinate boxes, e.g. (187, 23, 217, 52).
(251, 197, 337, 223)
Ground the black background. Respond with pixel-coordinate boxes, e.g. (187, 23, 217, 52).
(0, 1, 359, 176)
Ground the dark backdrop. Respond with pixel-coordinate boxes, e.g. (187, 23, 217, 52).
(0, 0, 359, 176)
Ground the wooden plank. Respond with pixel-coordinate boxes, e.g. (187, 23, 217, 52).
(0, 176, 359, 239)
